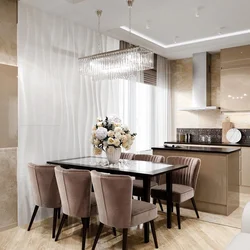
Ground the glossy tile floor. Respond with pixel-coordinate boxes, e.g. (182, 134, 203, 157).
(1, 194, 249, 250)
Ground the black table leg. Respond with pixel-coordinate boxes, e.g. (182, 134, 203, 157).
(166, 172, 173, 229)
(142, 176, 151, 243)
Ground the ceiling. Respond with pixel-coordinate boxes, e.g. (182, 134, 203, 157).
(20, 0, 250, 59)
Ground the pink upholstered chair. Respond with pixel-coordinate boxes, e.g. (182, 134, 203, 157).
(91, 171, 158, 250)
(151, 156, 201, 229)
(27, 163, 61, 238)
(120, 152, 135, 160)
(54, 166, 98, 250)
(132, 154, 165, 210)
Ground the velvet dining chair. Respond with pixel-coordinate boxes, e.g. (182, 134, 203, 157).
(120, 152, 135, 160)
(132, 154, 165, 211)
(91, 170, 159, 250)
(151, 156, 201, 229)
(54, 166, 98, 250)
(27, 163, 61, 238)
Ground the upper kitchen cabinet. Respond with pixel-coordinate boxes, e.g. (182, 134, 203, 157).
(221, 45, 250, 111)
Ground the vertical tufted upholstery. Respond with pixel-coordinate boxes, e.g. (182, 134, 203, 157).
(167, 156, 201, 190)
(28, 163, 61, 208)
(91, 170, 133, 229)
(120, 152, 135, 160)
(134, 154, 165, 164)
(91, 170, 159, 249)
(54, 166, 97, 218)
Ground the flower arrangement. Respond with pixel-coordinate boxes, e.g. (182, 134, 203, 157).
(91, 115, 136, 155)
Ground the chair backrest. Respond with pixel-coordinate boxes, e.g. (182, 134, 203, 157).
(28, 163, 61, 208)
(91, 170, 133, 229)
(134, 154, 165, 163)
(167, 156, 201, 190)
(120, 152, 135, 160)
(55, 166, 92, 218)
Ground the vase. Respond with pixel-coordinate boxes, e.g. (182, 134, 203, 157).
(106, 146, 121, 164)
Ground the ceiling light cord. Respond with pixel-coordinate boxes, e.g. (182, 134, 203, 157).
(128, 0, 133, 48)
(96, 10, 102, 53)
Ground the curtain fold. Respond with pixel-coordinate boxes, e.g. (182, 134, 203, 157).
(18, 3, 120, 225)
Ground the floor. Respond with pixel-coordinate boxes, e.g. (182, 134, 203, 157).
(1, 194, 249, 250)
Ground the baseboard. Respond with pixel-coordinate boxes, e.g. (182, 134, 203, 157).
(0, 223, 17, 232)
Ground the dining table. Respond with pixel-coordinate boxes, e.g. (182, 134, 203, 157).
(47, 156, 187, 243)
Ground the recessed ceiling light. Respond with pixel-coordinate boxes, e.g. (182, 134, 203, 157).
(228, 95, 232, 98)
(120, 26, 250, 49)
(244, 93, 248, 96)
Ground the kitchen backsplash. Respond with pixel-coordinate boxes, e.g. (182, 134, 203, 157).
(177, 128, 250, 144)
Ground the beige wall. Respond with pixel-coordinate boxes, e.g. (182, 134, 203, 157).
(170, 52, 250, 140)
(0, 0, 17, 230)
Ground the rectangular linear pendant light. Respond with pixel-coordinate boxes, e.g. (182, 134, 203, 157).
(79, 1, 154, 81)
(120, 26, 250, 49)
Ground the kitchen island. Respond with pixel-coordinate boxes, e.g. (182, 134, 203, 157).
(152, 146, 240, 215)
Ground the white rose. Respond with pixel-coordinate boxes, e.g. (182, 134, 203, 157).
(97, 117, 102, 122)
(114, 127, 122, 133)
(97, 122, 103, 127)
(115, 132, 122, 140)
(107, 130, 114, 137)
(126, 134, 131, 140)
(96, 127, 108, 140)
(93, 147, 102, 155)
(94, 139, 100, 146)
(92, 126, 97, 131)
(114, 139, 120, 147)
(108, 137, 115, 145)
(125, 145, 131, 151)
(122, 141, 129, 148)
(122, 135, 128, 143)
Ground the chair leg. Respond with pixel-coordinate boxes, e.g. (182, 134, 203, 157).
(150, 220, 158, 249)
(27, 205, 39, 231)
(191, 198, 199, 218)
(176, 203, 181, 229)
(81, 218, 90, 250)
(122, 229, 128, 250)
(55, 214, 68, 241)
(57, 208, 61, 219)
(52, 208, 58, 238)
(153, 198, 157, 205)
(92, 223, 104, 250)
(158, 199, 164, 212)
(112, 227, 117, 236)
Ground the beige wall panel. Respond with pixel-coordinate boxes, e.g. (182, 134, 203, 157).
(0, 0, 17, 66)
(0, 148, 17, 231)
(0, 64, 18, 148)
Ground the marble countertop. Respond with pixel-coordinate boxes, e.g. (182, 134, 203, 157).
(164, 141, 250, 147)
(152, 145, 241, 154)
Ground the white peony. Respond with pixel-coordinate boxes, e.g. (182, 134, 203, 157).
(122, 135, 128, 143)
(96, 127, 108, 140)
(108, 115, 121, 124)
(107, 130, 114, 137)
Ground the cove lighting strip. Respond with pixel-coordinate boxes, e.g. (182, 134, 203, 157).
(120, 26, 250, 49)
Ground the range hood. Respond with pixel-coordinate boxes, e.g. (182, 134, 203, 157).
(179, 52, 220, 111)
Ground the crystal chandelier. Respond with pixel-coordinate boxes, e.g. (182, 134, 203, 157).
(78, 0, 154, 81)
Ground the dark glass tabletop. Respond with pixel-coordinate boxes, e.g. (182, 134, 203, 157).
(47, 156, 187, 177)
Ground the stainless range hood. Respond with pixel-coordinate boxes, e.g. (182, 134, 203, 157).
(179, 52, 220, 111)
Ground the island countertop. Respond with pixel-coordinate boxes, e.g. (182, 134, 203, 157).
(151, 145, 241, 154)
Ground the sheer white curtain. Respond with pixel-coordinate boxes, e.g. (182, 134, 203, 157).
(153, 55, 172, 145)
(18, 3, 120, 225)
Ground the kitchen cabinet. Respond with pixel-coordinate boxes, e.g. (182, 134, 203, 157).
(221, 45, 250, 111)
